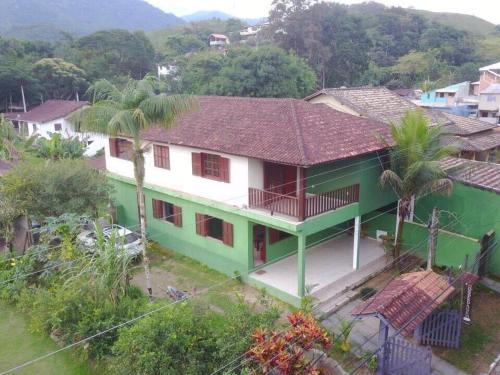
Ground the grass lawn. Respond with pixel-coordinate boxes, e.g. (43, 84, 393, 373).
(0, 305, 94, 375)
(131, 243, 291, 316)
(434, 284, 500, 374)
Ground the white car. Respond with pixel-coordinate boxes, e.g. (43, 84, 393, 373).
(77, 224, 142, 258)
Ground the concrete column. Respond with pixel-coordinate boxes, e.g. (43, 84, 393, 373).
(353, 215, 360, 270)
(297, 233, 306, 298)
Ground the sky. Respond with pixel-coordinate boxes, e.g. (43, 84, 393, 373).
(145, 0, 500, 24)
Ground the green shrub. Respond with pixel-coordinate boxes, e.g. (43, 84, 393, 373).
(110, 303, 219, 375)
(360, 287, 377, 301)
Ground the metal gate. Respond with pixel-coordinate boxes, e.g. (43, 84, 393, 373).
(416, 309, 461, 348)
(382, 336, 432, 375)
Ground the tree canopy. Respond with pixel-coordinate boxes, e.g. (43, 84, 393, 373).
(0, 159, 111, 219)
(178, 46, 316, 98)
(32, 58, 88, 100)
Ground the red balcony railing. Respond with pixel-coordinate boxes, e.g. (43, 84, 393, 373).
(248, 188, 300, 218)
(305, 184, 359, 217)
(248, 184, 359, 220)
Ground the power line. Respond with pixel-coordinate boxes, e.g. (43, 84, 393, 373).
(348, 240, 498, 375)
(0, 272, 241, 375)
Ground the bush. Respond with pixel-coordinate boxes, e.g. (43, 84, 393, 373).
(360, 287, 377, 301)
(110, 304, 219, 375)
(110, 299, 280, 375)
(31, 132, 86, 160)
(18, 282, 147, 359)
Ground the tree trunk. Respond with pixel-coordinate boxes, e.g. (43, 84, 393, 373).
(395, 211, 404, 260)
(133, 144, 153, 300)
(394, 199, 408, 262)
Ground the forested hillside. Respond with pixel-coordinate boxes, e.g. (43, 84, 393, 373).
(0, 0, 183, 41)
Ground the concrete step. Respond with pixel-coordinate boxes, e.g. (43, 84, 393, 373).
(313, 255, 389, 302)
(315, 290, 358, 317)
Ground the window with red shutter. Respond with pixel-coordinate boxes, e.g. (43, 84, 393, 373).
(154, 144, 170, 169)
(195, 213, 204, 235)
(110, 138, 133, 160)
(152, 198, 181, 226)
(173, 206, 182, 227)
(109, 138, 118, 157)
(220, 157, 230, 183)
(192, 153, 202, 176)
(202, 153, 221, 179)
(194, 152, 230, 182)
(222, 221, 234, 247)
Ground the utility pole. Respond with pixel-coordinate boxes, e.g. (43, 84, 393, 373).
(427, 207, 439, 271)
(20, 85, 27, 112)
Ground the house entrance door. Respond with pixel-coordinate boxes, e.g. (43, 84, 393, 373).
(253, 225, 267, 267)
(264, 163, 297, 196)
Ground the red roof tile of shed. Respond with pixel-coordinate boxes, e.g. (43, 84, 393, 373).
(352, 270, 454, 336)
(141, 96, 391, 166)
(5, 100, 88, 124)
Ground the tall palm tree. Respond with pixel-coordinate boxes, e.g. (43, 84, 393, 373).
(70, 78, 197, 298)
(380, 110, 455, 260)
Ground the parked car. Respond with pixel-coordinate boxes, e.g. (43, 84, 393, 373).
(77, 224, 142, 258)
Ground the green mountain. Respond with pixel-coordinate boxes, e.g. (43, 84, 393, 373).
(408, 9, 496, 36)
(0, 0, 184, 41)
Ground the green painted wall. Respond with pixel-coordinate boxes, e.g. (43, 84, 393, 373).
(264, 231, 297, 264)
(307, 153, 396, 217)
(363, 211, 481, 269)
(111, 178, 251, 277)
(414, 183, 500, 276)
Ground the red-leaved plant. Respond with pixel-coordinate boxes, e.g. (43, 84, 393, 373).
(248, 311, 331, 375)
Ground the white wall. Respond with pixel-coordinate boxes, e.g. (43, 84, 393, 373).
(26, 117, 106, 157)
(105, 138, 265, 207)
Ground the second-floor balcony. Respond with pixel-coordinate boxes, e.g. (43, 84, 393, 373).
(249, 184, 359, 221)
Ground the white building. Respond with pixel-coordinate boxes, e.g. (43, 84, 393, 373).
(5, 100, 106, 156)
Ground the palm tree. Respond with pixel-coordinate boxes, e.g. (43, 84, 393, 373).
(380, 110, 455, 260)
(0, 115, 18, 162)
(70, 78, 197, 298)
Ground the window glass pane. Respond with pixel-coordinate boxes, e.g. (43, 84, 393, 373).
(202, 154, 221, 178)
(164, 202, 175, 223)
(207, 216, 223, 241)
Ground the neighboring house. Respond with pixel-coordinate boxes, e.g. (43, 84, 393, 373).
(440, 112, 500, 162)
(391, 88, 421, 100)
(478, 83, 500, 125)
(208, 34, 230, 48)
(305, 87, 500, 162)
(106, 96, 397, 306)
(417, 81, 478, 117)
(157, 64, 177, 77)
(478, 61, 500, 93)
(4, 100, 105, 156)
(414, 157, 500, 277)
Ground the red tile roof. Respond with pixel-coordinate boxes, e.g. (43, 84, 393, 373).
(142, 96, 391, 166)
(441, 156, 500, 194)
(4, 100, 88, 124)
(352, 271, 454, 336)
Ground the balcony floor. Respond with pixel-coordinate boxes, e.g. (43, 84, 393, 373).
(249, 235, 387, 300)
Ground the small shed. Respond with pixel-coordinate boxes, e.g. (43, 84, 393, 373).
(353, 270, 454, 336)
(353, 270, 456, 375)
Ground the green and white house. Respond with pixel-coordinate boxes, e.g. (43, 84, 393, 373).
(106, 96, 398, 306)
